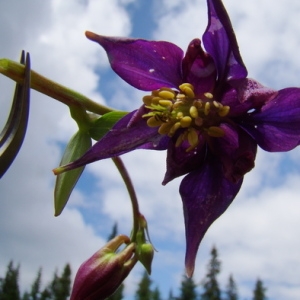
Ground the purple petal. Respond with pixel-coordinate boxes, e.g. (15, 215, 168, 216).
(180, 155, 243, 276)
(243, 88, 300, 151)
(210, 123, 257, 183)
(62, 111, 161, 172)
(182, 39, 216, 95)
(203, 0, 247, 83)
(221, 79, 276, 117)
(162, 134, 207, 185)
(86, 31, 183, 91)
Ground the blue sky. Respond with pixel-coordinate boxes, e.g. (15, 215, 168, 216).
(1, 0, 300, 299)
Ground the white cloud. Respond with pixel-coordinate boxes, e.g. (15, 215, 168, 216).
(0, 0, 133, 293)
(2, 0, 300, 299)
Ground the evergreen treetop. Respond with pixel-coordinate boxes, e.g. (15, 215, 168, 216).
(200, 246, 221, 300)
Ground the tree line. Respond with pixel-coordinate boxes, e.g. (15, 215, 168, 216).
(0, 262, 71, 300)
(0, 223, 267, 300)
(0, 246, 267, 300)
(132, 246, 267, 300)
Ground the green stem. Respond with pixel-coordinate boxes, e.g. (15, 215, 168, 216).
(0, 58, 115, 115)
(112, 156, 140, 242)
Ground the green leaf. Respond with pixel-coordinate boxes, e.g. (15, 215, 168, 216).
(54, 131, 91, 216)
(89, 111, 128, 141)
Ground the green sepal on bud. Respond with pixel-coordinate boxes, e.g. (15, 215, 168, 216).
(135, 215, 155, 274)
(137, 243, 154, 275)
(54, 130, 91, 216)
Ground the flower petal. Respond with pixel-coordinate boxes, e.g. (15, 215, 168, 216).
(203, 0, 247, 83)
(180, 155, 243, 277)
(210, 123, 257, 183)
(60, 111, 162, 172)
(243, 88, 300, 151)
(86, 31, 183, 91)
(162, 135, 206, 185)
(182, 39, 216, 95)
(221, 78, 276, 117)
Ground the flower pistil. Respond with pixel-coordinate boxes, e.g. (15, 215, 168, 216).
(142, 83, 230, 151)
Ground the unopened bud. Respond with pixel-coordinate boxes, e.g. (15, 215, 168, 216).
(138, 243, 154, 275)
(70, 235, 137, 300)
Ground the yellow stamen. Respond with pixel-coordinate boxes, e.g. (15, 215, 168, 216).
(180, 116, 192, 128)
(213, 101, 220, 108)
(204, 92, 213, 99)
(158, 122, 173, 135)
(204, 102, 210, 115)
(175, 132, 186, 147)
(147, 116, 163, 127)
(179, 83, 195, 98)
(158, 100, 173, 107)
(207, 126, 225, 137)
(142, 95, 153, 106)
(169, 122, 181, 136)
(179, 83, 194, 90)
(176, 111, 184, 119)
(218, 105, 230, 117)
(187, 128, 199, 149)
(189, 105, 198, 118)
(158, 90, 175, 99)
(142, 83, 231, 151)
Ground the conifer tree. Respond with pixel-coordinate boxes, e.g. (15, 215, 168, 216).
(107, 222, 118, 241)
(0, 261, 20, 300)
(107, 284, 124, 300)
(151, 286, 162, 300)
(225, 274, 238, 300)
(252, 278, 267, 300)
(200, 246, 221, 300)
(45, 264, 71, 300)
(178, 274, 197, 300)
(135, 271, 152, 300)
(167, 289, 175, 300)
(28, 268, 42, 300)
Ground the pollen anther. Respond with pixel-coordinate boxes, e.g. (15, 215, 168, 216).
(218, 105, 230, 117)
(158, 90, 175, 99)
(207, 126, 224, 137)
(204, 92, 213, 99)
(189, 106, 198, 118)
(159, 100, 173, 107)
(180, 116, 192, 128)
(143, 83, 230, 151)
(147, 116, 163, 127)
(204, 102, 210, 115)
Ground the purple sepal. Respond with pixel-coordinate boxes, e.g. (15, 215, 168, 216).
(86, 32, 183, 90)
(180, 155, 243, 277)
(203, 0, 247, 83)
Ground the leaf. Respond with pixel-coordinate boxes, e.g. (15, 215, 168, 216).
(54, 131, 91, 216)
(89, 111, 127, 141)
(0, 51, 30, 178)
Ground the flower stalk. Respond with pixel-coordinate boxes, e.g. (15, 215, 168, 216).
(0, 58, 114, 115)
(112, 156, 140, 242)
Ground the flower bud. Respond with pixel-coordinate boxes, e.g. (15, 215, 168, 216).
(70, 235, 137, 300)
(138, 243, 154, 275)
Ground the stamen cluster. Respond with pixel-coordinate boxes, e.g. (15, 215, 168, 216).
(142, 83, 230, 151)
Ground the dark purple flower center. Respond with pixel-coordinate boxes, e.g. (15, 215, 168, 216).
(142, 83, 230, 151)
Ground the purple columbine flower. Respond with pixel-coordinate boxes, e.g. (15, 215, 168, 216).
(59, 0, 300, 276)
